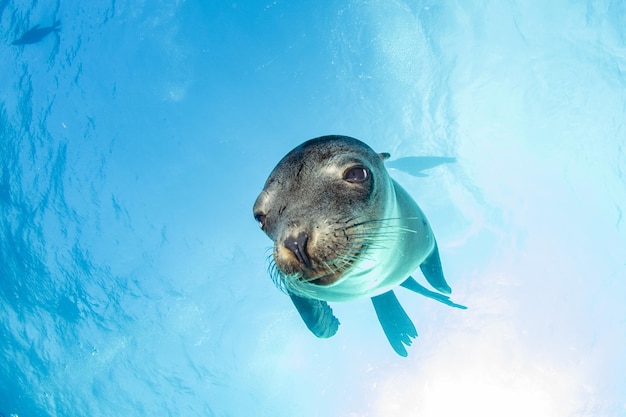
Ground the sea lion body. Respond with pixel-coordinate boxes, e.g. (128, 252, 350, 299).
(12, 21, 60, 45)
(253, 135, 464, 356)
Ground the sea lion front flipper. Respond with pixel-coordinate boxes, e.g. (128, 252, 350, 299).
(419, 240, 452, 294)
(400, 276, 467, 309)
(289, 293, 339, 338)
(371, 291, 417, 357)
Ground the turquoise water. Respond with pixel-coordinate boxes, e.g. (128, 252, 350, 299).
(1, 1, 625, 416)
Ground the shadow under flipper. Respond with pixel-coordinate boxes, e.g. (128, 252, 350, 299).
(400, 276, 467, 310)
(371, 291, 417, 357)
(419, 240, 452, 294)
(289, 293, 340, 338)
(386, 156, 456, 178)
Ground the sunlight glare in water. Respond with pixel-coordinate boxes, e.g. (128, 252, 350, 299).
(375, 349, 582, 417)
(419, 369, 558, 417)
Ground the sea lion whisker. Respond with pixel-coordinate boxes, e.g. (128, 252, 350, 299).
(341, 230, 388, 240)
(346, 227, 409, 234)
(342, 223, 416, 234)
(333, 254, 358, 266)
(345, 230, 414, 240)
(355, 224, 419, 234)
(339, 215, 367, 225)
(342, 216, 421, 230)
(361, 243, 393, 255)
(319, 262, 337, 276)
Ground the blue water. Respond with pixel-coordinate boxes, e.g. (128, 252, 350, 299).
(1, 1, 625, 416)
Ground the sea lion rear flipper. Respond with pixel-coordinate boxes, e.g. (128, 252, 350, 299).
(289, 293, 339, 338)
(371, 291, 417, 357)
(400, 276, 467, 309)
(420, 240, 452, 294)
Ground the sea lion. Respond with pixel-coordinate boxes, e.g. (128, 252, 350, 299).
(12, 21, 60, 45)
(253, 135, 465, 356)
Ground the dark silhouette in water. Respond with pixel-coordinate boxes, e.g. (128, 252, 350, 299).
(386, 156, 456, 177)
(12, 20, 60, 45)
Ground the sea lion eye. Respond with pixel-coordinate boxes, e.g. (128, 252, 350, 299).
(343, 166, 369, 183)
(254, 213, 266, 229)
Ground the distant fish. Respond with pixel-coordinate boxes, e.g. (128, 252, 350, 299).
(11, 20, 60, 45)
(386, 156, 456, 178)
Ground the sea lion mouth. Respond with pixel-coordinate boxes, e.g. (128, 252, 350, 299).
(268, 218, 379, 294)
(302, 269, 349, 286)
(273, 252, 362, 287)
(268, 259, 358, 294)
(267, 216, 421, 296)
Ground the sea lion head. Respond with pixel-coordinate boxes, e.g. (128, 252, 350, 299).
(253, 135, 391, 295)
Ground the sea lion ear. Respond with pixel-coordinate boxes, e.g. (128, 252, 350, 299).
(378, 152, 390, 161)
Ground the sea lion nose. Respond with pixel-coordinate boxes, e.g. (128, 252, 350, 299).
(284, 231, 311, 266)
